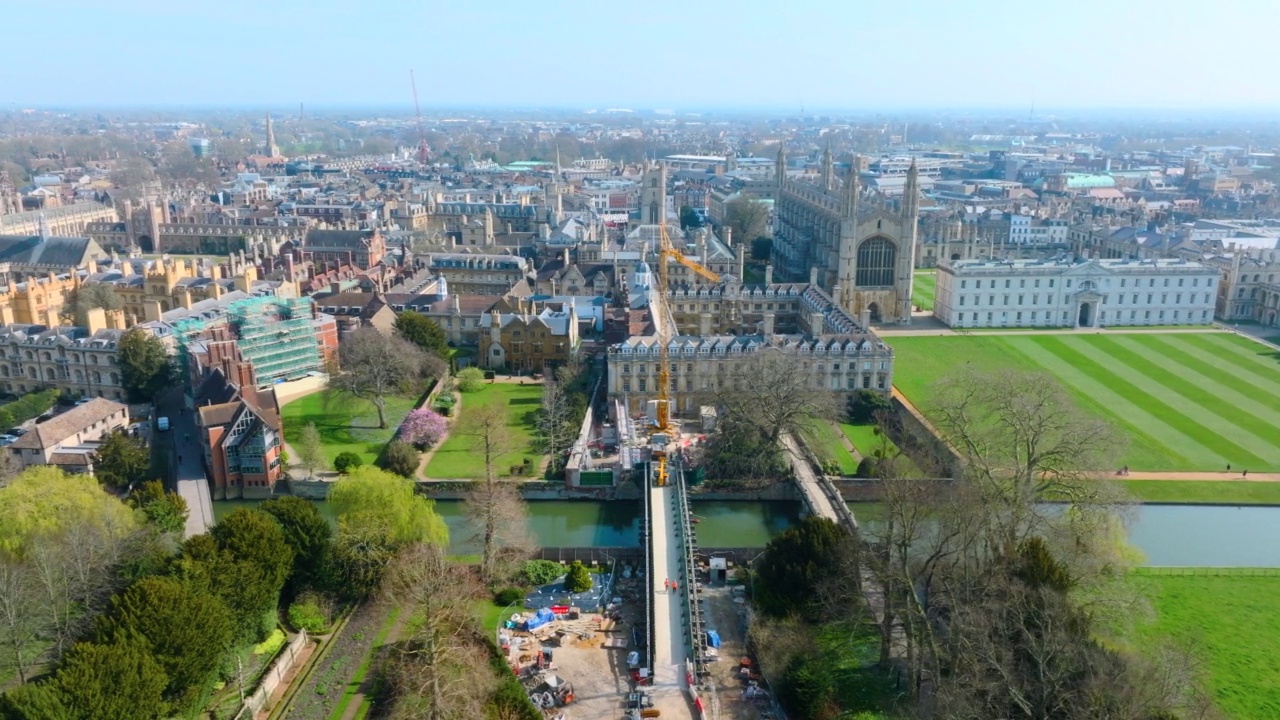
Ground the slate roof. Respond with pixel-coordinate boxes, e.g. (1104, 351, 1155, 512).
(0, 235, 105, 269)
(303, 229, 375, 251)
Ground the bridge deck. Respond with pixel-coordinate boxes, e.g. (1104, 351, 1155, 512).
(647, 482, 697, 718)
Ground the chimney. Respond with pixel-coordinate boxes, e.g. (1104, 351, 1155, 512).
(86, 307, 107, 333)
(765, 264, 773, 284)
(809, 266, 819, 285)
(143, 301, 163, 322)
(723, 226, 732, 247)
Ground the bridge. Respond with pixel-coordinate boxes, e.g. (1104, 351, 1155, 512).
(641, 458, 707, 719)
(782, 433, 859, 533)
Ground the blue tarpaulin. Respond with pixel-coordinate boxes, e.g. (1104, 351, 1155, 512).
(706, 630, 721, 648)
(525, 607, 556, 631)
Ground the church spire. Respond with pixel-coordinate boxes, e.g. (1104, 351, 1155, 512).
(821, 141, 834, 192)
(902, 159, 920, 221)
(843, 155, 861, 219)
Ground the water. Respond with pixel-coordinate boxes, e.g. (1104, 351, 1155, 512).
(848, 501, 1280, 568)
(212, 498, 803, 554)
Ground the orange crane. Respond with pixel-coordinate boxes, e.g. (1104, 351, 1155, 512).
(651, 210, 719, 485)
(409, 69, 430, 164)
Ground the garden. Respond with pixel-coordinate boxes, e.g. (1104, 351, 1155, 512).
(889, 332, 1280, 472)
(423, 381, 545, 479)
(281, 389, 419, 467)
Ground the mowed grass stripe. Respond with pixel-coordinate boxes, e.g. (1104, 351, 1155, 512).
(1128, 334, 1280, 417)
(995, 337, 1195, 469)
(1005, 337, 1207, 470)
(1085, 336, 1280, 465)
(1180, 333, 1280, 379)
(1027, 336, 1265, 469)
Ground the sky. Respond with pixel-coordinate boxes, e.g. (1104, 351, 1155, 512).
(4, 0, 1278, 112)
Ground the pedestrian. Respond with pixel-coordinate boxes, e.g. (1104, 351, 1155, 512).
(177, 455, 183, 464)
(672, 581, 678, 592)
(664, 579, 670, 592)
(1244, 469, 1249, 478)
(1227, 463, 1232, 472)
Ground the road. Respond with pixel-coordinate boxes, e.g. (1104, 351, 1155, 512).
(155, 388, 215, 537)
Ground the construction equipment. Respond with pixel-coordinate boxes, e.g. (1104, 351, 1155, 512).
(650, 206, 720, 486)
(409, 69, 430, 164)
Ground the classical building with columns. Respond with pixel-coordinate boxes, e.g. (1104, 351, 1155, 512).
(933, 257, 1219, 329)
(769, 146, 920, 324)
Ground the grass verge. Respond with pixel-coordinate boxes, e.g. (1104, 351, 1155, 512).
(1123, 480, 1280, 505)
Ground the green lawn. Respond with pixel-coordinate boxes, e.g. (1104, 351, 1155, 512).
(1132, 572, 1280, 719)
(1123, 480, 1280, 505)
(912, 270, 936, 312)
(801, 420, 859, 475)
(424, 383, 545, 478)
(282, 390, 419, 466)
(889, 333, 1280, 472)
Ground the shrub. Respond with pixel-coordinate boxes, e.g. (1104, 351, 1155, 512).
(564, 560, 593, 593)
(522, 560, 563, 586)
(0, 388, 60, 429)
(252, 628, 286, 656)
(846, 389, 892, 425)
(334, 452, 363, 474)
(399, 408, 448, 448)
(493, 587, 525, 606)
(287, 592, 333, 634)
(855, 456, 879, 479)
(456, 367, 486, 393)
(379, 440, 420, 478)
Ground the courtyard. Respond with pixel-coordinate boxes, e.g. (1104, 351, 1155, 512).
(889, 332, 1280, 472)
(911, 270, 936, 312)
(423, 381, 546, 479)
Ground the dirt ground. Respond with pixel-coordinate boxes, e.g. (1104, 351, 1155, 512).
(500, 573, 652, 720)
(702, 584, 769, 720)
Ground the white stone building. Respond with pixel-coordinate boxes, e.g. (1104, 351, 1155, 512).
(933, 257, 1219, 329)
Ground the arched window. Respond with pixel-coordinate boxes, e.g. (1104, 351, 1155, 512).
(109, 372, 119, 384)
(41, 352, 50, 362)
(93, 371, 102, 384)
(855, 237, 896, 287)
(43, 368, 53, 380)
(74, 370, 83, 382)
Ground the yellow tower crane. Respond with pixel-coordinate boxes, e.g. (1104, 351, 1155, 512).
(651, 212, 720, 485)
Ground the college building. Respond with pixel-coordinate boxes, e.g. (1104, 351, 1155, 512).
(933, 257, 1219, 329)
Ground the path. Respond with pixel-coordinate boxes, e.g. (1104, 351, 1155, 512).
(875, 324, 1232, 338)
(648, 482, 697, 719)
(1117, 471, 1280, 482)
(156, 387, 214, 537)
(337, 608, 413, 720)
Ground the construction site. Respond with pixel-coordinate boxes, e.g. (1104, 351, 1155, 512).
(171, 295, 328, 386)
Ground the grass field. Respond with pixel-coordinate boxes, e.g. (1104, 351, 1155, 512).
(282, 390, 419, 466)
(1132, 572, 1280, 719)
(424, 382, 544, 478)
(912, 270, 936, 312)
(801, 420, 860, 475)
(889, 333, 1280, 472)
(1124, 480, 1280, 505)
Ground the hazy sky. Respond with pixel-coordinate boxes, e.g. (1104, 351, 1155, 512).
(5, 0, 1277, 111)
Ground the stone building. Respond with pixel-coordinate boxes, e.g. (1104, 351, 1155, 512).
(8, 398, 130, 474)
(0, 319, 128, 400)
(426, 253, 530, 295)
(0, 202, 118, 238)
(769, 147, 920, 324)
(479, 300, 580, 373)
(300, 229, 386, 270)
(933, 257, 1219, 329)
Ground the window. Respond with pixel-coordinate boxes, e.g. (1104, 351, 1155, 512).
(961, 280, 967, 289)
(855, 237, 896, 286)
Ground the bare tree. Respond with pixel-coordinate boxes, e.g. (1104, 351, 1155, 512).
(333, 329, 443, 428)
(0, 557, 42, 683)
(724, 196, 771, 243)
(460, 405, 532, 583)
(712, 349, 841, 444)
(382, 544, 496, 720)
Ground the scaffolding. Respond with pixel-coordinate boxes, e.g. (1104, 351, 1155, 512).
(171, 296, 323, 387)
(227, 296, 323, 384)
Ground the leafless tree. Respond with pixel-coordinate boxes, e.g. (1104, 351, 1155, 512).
(382, 544, 496, 720)
(333, 329, 443, 428)
(725, 197, 771, 243)
(0, 557, 42, 683)
(711, 349, 841, 444)
(460, 405, 532, 583)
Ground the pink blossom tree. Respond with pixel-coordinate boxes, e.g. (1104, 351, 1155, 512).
(399, 408, 448, 448)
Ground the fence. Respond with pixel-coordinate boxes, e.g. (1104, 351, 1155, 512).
(1134, 566, 1280, 577)
(233, 629, 309, 720)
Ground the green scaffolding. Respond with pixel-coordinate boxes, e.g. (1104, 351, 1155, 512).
(173, 296, 323, 386)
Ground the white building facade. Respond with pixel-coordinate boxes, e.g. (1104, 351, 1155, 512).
(933, 258, 1218, 329)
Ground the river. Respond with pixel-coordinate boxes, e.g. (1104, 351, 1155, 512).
(211, 498, 1280, 567)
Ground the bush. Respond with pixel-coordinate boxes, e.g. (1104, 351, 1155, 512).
(252, 628, 287, 656)
(287, 592, 333, 634)
(456, 367, 486, 393)
(379, 440, 420, 478)
(564, 560, 593, 593)
(779, 654, 837, 720)
(0, 388, 60, 430)
(846, 389, 892, 425)
(492, 587, 525, 606)
(399, 408, 448, 448)
(855, 456, 879, 479)
(522, 560, 563, 586)
(334, 452, 363, 474)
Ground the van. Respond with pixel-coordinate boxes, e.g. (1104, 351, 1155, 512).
(157, 417, 171, 431)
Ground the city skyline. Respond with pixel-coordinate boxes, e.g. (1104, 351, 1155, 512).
(4, 0, 1279, 111)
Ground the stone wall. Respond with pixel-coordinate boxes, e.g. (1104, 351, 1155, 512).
(233, 630, 310, 719)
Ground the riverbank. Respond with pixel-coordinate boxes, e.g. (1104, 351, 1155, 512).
(1123, 479, 1280, 505)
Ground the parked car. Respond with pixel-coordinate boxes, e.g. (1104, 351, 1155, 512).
(156, 417, 171, 431)
(74, 397, 93, 406)
(6, 428, 26, 437)
(0, 435, 17, 446)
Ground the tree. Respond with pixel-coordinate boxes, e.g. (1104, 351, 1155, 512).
(522, 560, 563, 586)
(0, 681, 74, 720)
(260, 496, 331, 595)
(56, 635, 168, 720)
(210, 508, 294, 599)
(725, 197, 770, 245)
(751, 236, 774, 262)
(68, 285, 123, 328)
(380, 440, 421, 478)
(399, 408, 448, 448)
(459, 404, 531, 583)
(330, 466, 448, 546)
(334, 451, 363, 474)
(564, 560, 593, 593)
(128, 480, 188, 534)
(845, 389, 892, 425)
(92, 430, 152, 492)
(328, 521, 398, 600)
(753, 516, 850, 619)
(711, 349, 841, 444)
(334, 329, 441, 429)
(96, 576, 234, 706)
(294, 422, 327, 479)
(679, 205, 702, 230)
(394, 311, 450, 359)
(117, 328, 174, 403)
(381, 543, 494, 720)
(0, 558, 42, 683)
(455, 366, 485, 392)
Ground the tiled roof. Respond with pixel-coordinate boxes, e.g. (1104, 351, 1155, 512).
(10, 398, 127, 451)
